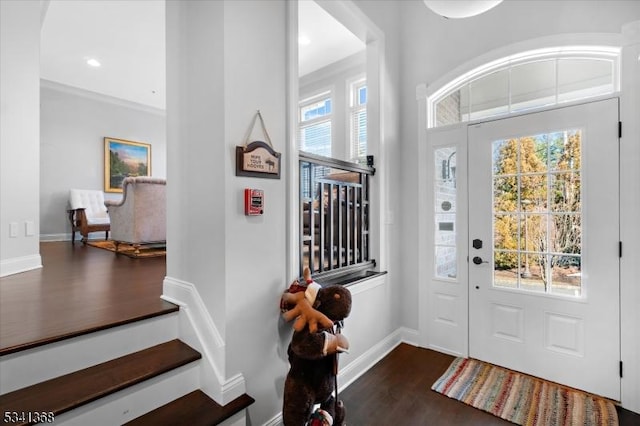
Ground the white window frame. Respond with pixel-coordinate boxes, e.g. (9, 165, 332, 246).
(299, 89, 333, 157)
(428, 46, 621, 128)
(348, 76, 367, 162)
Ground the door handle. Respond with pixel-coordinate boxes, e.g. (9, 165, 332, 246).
(472, 256, 489, 265)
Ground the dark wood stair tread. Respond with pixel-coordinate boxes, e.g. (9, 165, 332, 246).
(0, 300, 179, 356)
(125, 390, 255, 426)
(0, 340, 201, 425)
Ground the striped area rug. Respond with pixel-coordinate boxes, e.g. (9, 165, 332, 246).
(432, 357, 618, 426)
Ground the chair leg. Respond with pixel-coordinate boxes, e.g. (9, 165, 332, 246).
(68, 210, 76, 244)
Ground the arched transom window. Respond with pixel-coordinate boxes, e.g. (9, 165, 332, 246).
(428, 46, 620, 128)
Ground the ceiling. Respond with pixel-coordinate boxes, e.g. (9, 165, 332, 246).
(40, 0, 365, 111)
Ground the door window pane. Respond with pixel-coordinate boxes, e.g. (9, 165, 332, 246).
(550, 255, 582, 296)
(492, 130, 582, 296)
(493, 177, 518, 212)
(551, 172, 581, 212)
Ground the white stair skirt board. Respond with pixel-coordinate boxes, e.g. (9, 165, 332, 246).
(162, 276, 247, 405)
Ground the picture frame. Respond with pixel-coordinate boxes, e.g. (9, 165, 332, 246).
(104, 137, 152, 193)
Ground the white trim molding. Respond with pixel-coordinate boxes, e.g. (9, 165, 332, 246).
(40, 79, 166, 116)
(0, 254, 42, 277)
(163, 276, 246, 405)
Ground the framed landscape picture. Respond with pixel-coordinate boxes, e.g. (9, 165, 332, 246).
(104, 137, 152, 193)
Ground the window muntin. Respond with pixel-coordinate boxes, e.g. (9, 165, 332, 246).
(492, 130, 582, 297)
(299, 92, 333, 157)
(301, 96, 332, 122)
(429, 47, 620, 128)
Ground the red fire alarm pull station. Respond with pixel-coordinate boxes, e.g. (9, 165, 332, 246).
(244, 188, 264, 215)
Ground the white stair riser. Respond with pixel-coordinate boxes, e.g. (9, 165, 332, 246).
(0, 313, 179, 394)
(53, 362, 200, 426)
(219, 411, 248, 426)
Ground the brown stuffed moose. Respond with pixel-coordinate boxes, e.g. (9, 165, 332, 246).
(281, 268, 352, 426)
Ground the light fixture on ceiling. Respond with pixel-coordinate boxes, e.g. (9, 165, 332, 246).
(86, 58, 101, 67)
(423, 0, 503, 19)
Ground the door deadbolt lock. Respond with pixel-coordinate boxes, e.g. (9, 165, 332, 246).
(473, 239, 483, 249)
(472, 256, 489, 265)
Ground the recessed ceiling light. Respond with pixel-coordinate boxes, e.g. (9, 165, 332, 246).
(298, 35, 311, 46)
(86, 58, 101, 67)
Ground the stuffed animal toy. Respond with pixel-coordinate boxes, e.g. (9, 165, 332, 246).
(281, 269, 352, 426)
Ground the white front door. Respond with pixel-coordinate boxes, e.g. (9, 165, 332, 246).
(468, 98, 621, 400)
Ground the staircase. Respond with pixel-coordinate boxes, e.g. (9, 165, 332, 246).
(0, 306, 253, 425)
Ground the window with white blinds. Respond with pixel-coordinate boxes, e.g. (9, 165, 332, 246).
(350, 79, 367, 162)
(299, 91, 333, 157)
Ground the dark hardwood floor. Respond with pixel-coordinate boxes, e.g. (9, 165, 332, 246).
(1, 242, 639, 425)
(0, 241, 174, 355)
(339, 343, 640, 425)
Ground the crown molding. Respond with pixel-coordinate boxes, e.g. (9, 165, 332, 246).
(40, 79, 166, 117)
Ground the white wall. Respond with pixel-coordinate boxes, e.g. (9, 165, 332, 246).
(40, 82, 166, 241)
(0, 0, 42, 277)
(352, 0, 403, 341)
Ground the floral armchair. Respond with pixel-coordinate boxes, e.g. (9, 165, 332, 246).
(104, 177, 166, 254)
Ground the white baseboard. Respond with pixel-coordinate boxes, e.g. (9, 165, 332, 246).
(40, 233, 70, 242)
(40, 233, 109, 242)
(263, 413, 283, 426)
(0, 253, 42, 277)
(265, 326, 419, 426)
(338, 326, 417, 391)
(162, 276, 246, 405)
